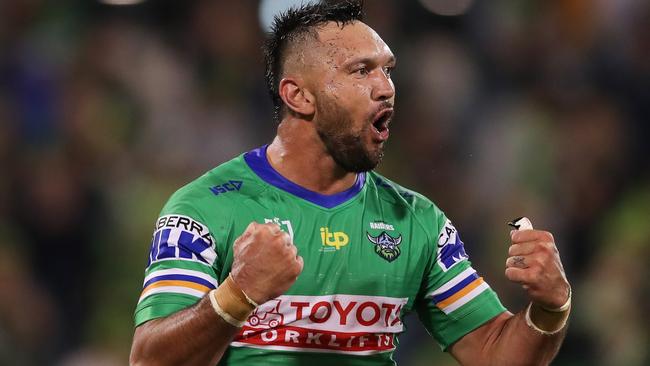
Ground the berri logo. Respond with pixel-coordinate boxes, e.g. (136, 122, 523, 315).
(367, 231, 402, 262)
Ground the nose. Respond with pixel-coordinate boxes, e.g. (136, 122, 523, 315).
(371, 69, 395, 102)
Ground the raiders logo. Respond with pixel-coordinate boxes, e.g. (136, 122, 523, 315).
(367, 231, 403, 262)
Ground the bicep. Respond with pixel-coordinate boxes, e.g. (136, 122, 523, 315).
(135, 210, 221, 327)
(133, 317, 163, 341)
(448, 312, 512, 366)
(416, 218, 507, 349)
(130, 318, 164, 363)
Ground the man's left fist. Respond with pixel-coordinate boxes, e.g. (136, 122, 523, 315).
(505, 229, 570, 309)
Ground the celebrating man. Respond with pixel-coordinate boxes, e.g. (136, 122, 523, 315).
(130, 1, 571, 365)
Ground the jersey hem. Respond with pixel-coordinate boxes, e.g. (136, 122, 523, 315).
(440, 300, 507, 351)
(134, 300, 200, 327)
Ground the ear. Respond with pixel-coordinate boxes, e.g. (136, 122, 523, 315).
(278, 78, 315, 117)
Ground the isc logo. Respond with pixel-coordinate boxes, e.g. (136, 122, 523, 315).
(320, 227, 349, 251)
(209, 180, 243, 196)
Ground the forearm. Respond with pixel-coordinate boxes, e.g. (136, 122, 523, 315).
(130, 223, 303, 366)
(130, 295, 240, 366)
(478, 304, 568, 366)
(450, 304, 569, 366)
(487, 306, 568, 366)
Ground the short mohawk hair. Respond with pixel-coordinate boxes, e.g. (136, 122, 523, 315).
(263, 0, 364, 123)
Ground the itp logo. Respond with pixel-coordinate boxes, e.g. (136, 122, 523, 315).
(320, 227, 349, 252)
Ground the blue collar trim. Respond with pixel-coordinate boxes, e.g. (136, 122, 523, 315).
(243, 145, 365, 209)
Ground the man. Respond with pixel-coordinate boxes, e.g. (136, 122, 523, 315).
(130, 1, 571, 365)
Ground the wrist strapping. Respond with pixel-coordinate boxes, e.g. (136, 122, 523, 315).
(540, 287, 572, 312)
(208, 275, 257, 328)
(524, 302, 570, 335)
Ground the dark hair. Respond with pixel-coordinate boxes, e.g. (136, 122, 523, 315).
(263, 0, 364, 123)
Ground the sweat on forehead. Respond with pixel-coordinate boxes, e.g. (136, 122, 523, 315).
(283, 21, 385, 71)
(282, 21, 358, 67)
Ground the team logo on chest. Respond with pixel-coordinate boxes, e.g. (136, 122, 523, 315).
(366, 231, 402, 262)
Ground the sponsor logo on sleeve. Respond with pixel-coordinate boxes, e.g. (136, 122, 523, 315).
(209, 180, 243, 196)
(232, 294, 407, 355)
(147, 215, 217, 267)
(436, 219, 468, 272)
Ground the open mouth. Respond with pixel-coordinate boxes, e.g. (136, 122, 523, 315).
(371, 108, 393, 140)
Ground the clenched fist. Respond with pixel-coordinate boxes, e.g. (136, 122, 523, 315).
(230, 222, 304, 305)
(505, 219, 570, 310)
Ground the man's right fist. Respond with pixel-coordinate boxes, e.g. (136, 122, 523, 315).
(229, 222, 304, 305)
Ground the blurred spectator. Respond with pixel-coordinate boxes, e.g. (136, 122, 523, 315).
(0, 0, 647, 364)
(579, 184, 650, 366)
(9, 147, 107, 360)
(0, 236, 58, 365)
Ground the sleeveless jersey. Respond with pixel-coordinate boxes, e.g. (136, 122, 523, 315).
(134, 145, 506, 365)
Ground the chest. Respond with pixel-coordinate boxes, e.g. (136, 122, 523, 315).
(216, 194, 432, 308)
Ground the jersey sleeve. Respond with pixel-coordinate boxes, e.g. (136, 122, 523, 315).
(134, 198, 220, 327)
(415, 214, 507, 350)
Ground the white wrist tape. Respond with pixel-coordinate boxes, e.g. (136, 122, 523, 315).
(242, 290, 260, 308)
(541, 287, 572, 312)
(209, 289, 246, 328)
(524, 303, 569, 335)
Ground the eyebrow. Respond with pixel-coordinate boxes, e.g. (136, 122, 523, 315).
(345, 54, 397, 67)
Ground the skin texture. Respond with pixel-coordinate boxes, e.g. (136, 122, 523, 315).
(449, 229, 571, 366)
(130, 222, 303, 366)
(130, 20, 571, 366)
(268, 21, 395, 191)
(230, 222, 304, 304)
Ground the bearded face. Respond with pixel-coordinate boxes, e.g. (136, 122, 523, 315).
(286, 21, 395, 173)
(314, 91, 385, 173)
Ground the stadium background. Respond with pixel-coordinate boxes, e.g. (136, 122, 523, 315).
(0, 0, 648, 365)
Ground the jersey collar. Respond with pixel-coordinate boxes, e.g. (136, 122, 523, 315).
(244, 145, 366, 209)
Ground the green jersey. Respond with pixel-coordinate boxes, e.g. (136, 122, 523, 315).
(134, 145, 506, 365)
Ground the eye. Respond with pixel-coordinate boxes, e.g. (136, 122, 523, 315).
(384, 66, 395, 77)
(353, 66, 369, 76)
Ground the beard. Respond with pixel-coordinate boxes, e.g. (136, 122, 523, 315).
(314, 95, 384, 173)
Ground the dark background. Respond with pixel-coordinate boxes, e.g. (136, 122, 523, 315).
(0, 0, 648, 365)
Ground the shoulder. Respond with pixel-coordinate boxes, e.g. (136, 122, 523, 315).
(367, 171, 442, 215)
(367, 171, 447, 232)
(161, 153, 268, 218)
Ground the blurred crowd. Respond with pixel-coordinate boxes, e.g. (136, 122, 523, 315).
(0, 0, 648, 365)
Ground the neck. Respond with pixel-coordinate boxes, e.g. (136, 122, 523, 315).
(266, 118, 358, 195)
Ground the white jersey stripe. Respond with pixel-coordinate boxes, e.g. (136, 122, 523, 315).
(145, 257, 214, 270)
(229, 342, 393, 355)
(441, 282, 490, 314)
(143, 268, 219, 287)
(138, 286, 208, 303)
(428, 267, 477, 297)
